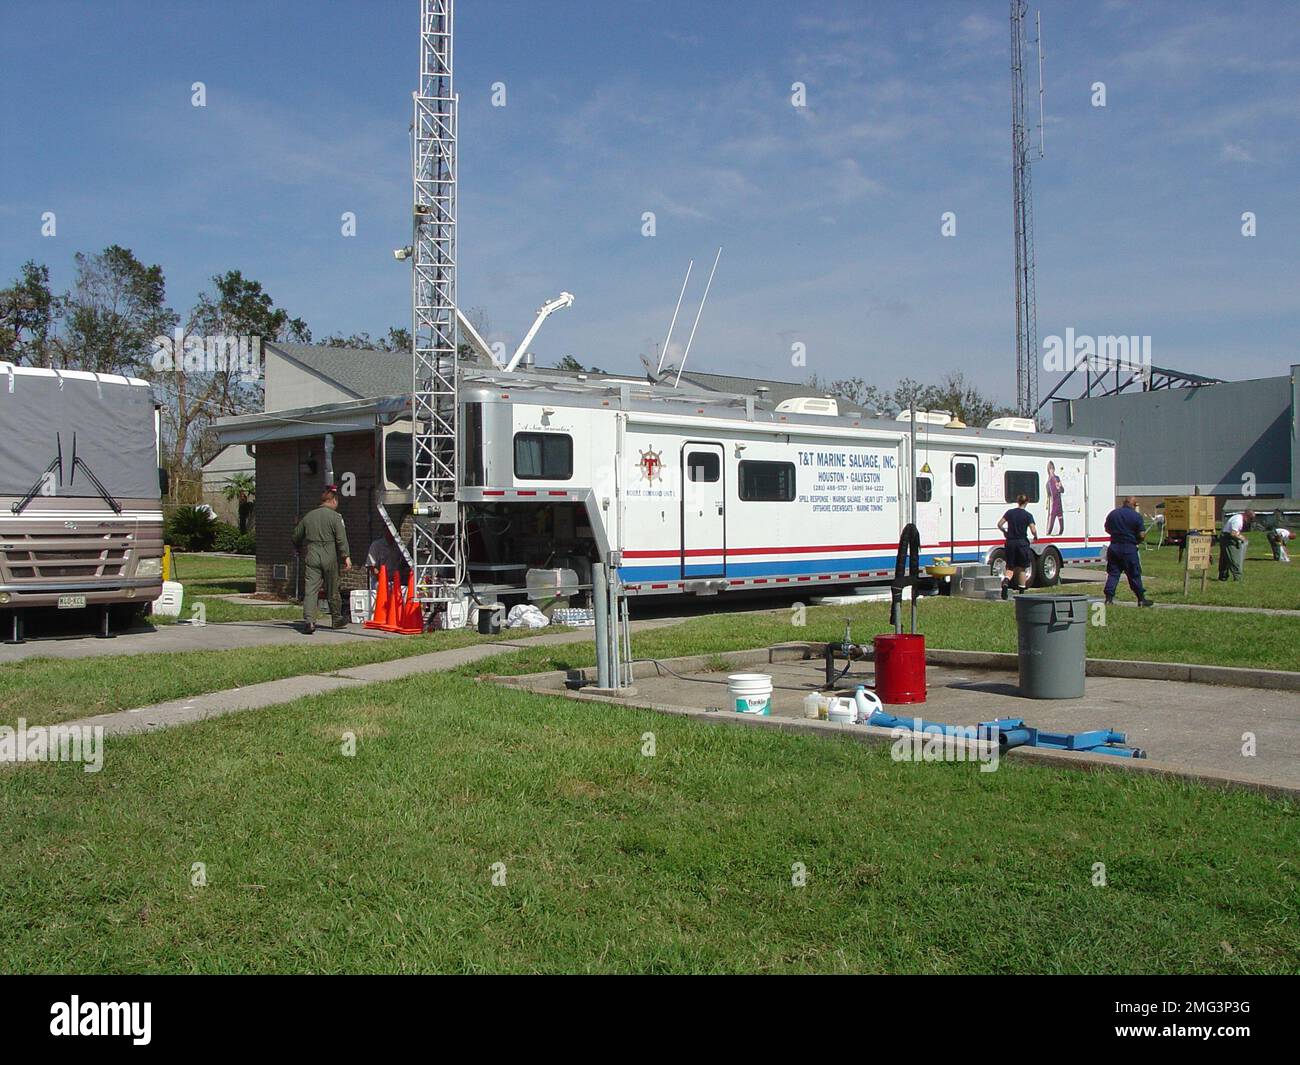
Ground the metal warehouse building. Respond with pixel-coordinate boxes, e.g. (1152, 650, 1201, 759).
(1050, 367, 1300, 512)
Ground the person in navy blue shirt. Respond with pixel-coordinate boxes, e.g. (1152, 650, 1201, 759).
(1104, 496, 1154, 607)
(997, 495, 1038, 599)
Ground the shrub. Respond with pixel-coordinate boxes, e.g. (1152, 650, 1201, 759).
(214, 523, 255, 554)
(166, 505, 218, 552)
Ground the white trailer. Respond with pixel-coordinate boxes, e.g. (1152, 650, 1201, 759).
(378, 370, 1115, 600)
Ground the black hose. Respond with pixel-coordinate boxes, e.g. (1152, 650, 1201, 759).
(889, 524, 921, 631)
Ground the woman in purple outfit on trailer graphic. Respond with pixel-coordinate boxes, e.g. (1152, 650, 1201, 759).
(1046, 461, 1064, 536)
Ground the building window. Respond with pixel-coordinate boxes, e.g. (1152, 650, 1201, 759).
(954, 462, 976, 487)
(1004, 470, 1040, 502)
(686, 450, 720, 483)
(384, 430, 413, 490)
(738, 460, 796, 501)
(916, 476, 932, 503)
(514, 432, 573, 480)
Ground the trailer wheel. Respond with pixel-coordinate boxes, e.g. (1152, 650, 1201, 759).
(1034, 547, 1062, 587)
(988, 549, 1007, 578)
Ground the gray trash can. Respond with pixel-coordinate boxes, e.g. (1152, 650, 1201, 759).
(1014, 594, 1089, 699)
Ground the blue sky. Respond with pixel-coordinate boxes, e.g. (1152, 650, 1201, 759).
(2, 0, 1298, 406)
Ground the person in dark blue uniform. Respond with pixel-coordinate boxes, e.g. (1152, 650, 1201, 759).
(997, 494, 1038, 600)
(1104, 496, 1154, 607)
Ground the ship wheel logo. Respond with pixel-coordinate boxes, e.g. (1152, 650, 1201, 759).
(638, 447, 664, 484)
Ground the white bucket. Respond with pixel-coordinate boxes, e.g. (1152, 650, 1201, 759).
(728, 673, 773, 716)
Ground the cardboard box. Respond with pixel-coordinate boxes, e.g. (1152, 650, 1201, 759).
(1164, 495, 1216, 532)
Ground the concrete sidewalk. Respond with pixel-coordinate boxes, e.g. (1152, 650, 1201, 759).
(0, 618, 408, 664)
(30, 622, 672, 739)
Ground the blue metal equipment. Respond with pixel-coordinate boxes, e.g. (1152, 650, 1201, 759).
(855, 687, 1146, 759)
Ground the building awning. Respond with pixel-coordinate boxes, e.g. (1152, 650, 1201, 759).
(215, 394, 410, 446)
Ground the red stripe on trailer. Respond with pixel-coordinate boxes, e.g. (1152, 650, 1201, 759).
(483, 490, 506, 496)
(516, 490, 537, 496)
(797, 576, 811, 582)
(650, 583, 669, 589)
(775, 577, 790, 583)
(548, 491, 568, 496)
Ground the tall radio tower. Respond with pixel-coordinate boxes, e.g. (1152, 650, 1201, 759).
(1011, 2, 1044, 420)
(409, 0, 462, 614)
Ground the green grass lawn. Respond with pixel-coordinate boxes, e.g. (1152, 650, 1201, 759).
(0, 671, 1294, 974)
(1124, 542, 1300, 609)
(6, 594, 1299, 731)
(154, 552, 299, 625)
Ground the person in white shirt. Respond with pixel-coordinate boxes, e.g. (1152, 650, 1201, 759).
(1218, 509, 1254, 581)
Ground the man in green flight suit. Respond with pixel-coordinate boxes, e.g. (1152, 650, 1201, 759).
(292, 487, 353, 634)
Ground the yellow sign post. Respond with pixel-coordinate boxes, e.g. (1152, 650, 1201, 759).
(1184, 532, 1211, 595)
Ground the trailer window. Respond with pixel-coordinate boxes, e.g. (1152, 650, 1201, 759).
(916, 476, 932, 503)
(738, 460, 796, 502)
(686, 451, 720, 483)
(514, 432, 573, 480)
(1004, 470, 1040, 502)
(954, 462, 976, 487)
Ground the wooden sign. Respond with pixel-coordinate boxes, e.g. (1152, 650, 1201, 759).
(1184, 532, 1211, 594)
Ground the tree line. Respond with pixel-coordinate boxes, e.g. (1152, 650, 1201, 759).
(806, 372, 1018, 428)
(0, 248, 410, 500)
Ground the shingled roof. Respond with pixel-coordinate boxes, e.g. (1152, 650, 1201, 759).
(268, 342, 410, 399)
(267, 342, 825, 409)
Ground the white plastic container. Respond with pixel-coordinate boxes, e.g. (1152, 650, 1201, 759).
(827, 698, 857, 725)
(350, 589, 374, 624)
(728, 673, 773, 715)
(152, 580, 183, 618)
(803, 692, 822, 719)
(853, 686, 883, 724)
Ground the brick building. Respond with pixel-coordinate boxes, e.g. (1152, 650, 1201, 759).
(214, 344, 409, 602)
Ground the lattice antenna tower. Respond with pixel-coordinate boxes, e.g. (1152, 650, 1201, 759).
(1011, 2, 1045, 419)
(410, 0, 462, 610)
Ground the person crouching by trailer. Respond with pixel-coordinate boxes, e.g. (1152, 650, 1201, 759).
(292, 487, 353, 634)
(1104, 496, 1154, 607)
(366, 527, 410, 587)
(997, 494, 1038, 599)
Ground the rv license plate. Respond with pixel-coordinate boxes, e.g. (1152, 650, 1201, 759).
(57, 595, 87, 610)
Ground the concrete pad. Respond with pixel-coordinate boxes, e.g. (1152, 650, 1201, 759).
(504, 654, 1300, 794)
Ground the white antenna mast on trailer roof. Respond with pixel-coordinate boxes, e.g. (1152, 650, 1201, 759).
(673, 246, 722, 388)
(656, 259, 693, 376)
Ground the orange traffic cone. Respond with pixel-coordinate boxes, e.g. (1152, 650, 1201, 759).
(392, 571, 424, 634)
(364, 566, 391, 630)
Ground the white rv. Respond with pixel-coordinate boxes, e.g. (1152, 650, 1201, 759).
(379, 370, 1115, 600)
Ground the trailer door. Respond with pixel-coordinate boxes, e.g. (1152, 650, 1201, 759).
(681, 442, 725, 579)
(950, 454, 979, 559)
